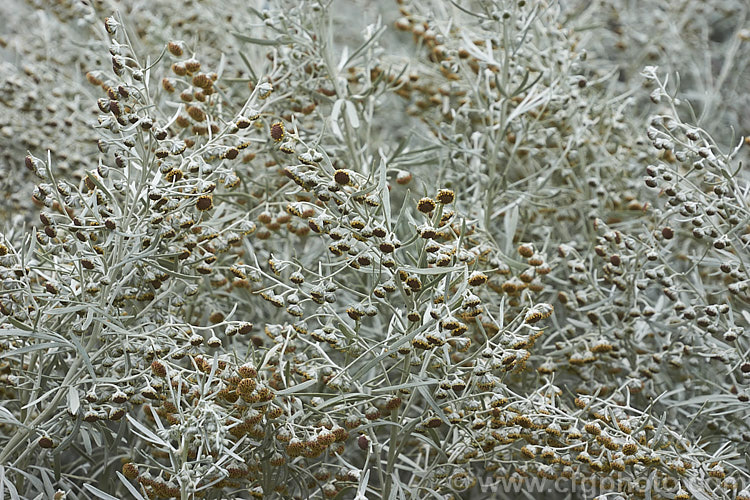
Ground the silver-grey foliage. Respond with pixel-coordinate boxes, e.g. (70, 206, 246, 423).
(0, 0, 748, 499)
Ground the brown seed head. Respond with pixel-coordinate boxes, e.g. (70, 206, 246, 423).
(196, 194, 213, 211)
(334, 169, 351, 185)
(184, 58, 201, 74)
(385, 396, 402, 410)
(150, 360, 167, 377)
(86, 72, 103, 86)
(357, 435, 369, 450)
(104, 17, 118, 35)
(122, 462, 138, 479)
(167, 42, 183, 57)
(417, 197, 436, 213)
(161, 78, 175, 93)
(192, 73, 213, 89)
(517, 243, 534, 258)
(468, 272, 488, 286)
(396, 171, 412, 184)
(38, 436, 55, 448)
(237, 378, 257, 398)
(270, 121, 285, 142)
(436, 189, 455, 204)
(187, 105, 206, 122)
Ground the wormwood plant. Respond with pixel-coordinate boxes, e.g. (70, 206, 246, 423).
(0, 0, 749, 499)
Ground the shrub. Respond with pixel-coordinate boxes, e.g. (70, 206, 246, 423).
(0, 0, 749, 499)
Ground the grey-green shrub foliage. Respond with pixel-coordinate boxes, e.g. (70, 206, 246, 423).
(0, 0, 749, 499)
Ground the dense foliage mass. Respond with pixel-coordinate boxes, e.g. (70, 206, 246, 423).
(0, 0, 749, 498)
